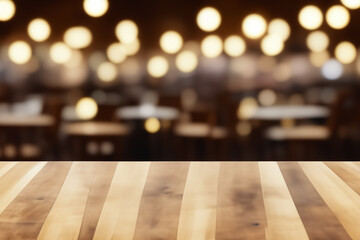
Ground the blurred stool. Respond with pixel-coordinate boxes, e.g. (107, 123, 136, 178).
(174, 123, 228, 160)
(63, 121, 131, 160)
(0, 114, 55, 160)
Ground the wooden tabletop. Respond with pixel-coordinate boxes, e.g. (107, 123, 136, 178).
(251, 105, 330, 120)
(0, 114, 54, 127)
(0, 161, 359, 239)
(64, 122, 131, 136)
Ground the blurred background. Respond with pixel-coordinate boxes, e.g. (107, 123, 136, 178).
(0, 0, 360, 160)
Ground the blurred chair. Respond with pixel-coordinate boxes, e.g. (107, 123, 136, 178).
(265, 90, 360, 160)
(63, 121, 131, 160)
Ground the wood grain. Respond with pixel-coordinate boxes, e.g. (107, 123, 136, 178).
(325, 162, 360, 195)
(177, 162, 220, 240)
(0, 162, 18, 179)
(259, 162, 309, 240)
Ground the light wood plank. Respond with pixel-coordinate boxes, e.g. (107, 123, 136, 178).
(133, 162, 190, 240)
(0, 162, 46, 215)
(216, 162, 267, 240)
(0, 162, 72, 240)
(299, 162, 360, 240)
(258, 162, 309, 240)
(37, 162, 96, 240)
(0, 162, 18, 179)
(177, 162, 220, 240)
(93, 162, 150, 240)
(325, 162, 360, 195)
(278, 162, 351, 240)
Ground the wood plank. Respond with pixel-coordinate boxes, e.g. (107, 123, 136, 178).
(0, 162, 18, 179)
(216, 162, 267, 240)
(0, 162, 46, 215)
(133, 162, 190, 240)
(78, 162, 117, 240)
(258, 162, 309, 240)
(37, 162, 97, 240)
(93, 162, 150, 240)
(0, 162, 72, 240)
(177, 162, 220, 240)
(299, 162, 360, 240)
(278, 162, 351, 240)
(325, 162, 360, 195)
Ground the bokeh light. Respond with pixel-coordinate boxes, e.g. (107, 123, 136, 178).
(8, 41, 32, 65)
(273, 63, 292, 82)
(341, 0, 360, 9)
(309, 51, 330, 67)
(97, 61, 117, 82)
(224, 35, 246, 57)
(83, 0, 109, 17)
(201, 35, 223, 58)
(75, 97, 98, 120)
(268, 18, 291, 41)
(27, 18, 51, 42)
(176, 50, 198, 73)
(147, 56, 169, 78)
(123, 39, 140, 56)
(144, 118, 161, 133)
(49, 42, 72, 64)
(196, 7, 221, 32)
(115, 20, 138, 44)
(242, 14, 267, 39)
(261, 35, 284, 56)
(237, 97, 258, 119)
(334, 41, 357, 64)
(236, 121, 252, 136)
(258, 89, 277, 106)
(106, 42, 127, 63)
(0, 0, 15, 21)
(64, 26, 92, 49)
(298, 5, 323, 30)
(321, 59, 343, 80)
(306, 31, 329, 52)
(159, 31, 183, 54)
(326, 5, 350, 29)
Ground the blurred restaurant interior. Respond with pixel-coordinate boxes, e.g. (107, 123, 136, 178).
(0, 0, 360, 160)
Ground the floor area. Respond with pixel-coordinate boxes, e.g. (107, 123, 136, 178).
(0, 161, 359, 239)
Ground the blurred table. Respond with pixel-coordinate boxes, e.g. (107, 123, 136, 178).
(116, 104, 180, 120)
(251, 105, 329, 120)
(0, 114, 54, 127)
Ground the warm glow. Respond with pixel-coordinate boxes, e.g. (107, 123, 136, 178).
(64, 26, 92, 49)
(64, 50, 83, 68)
(27, 18, 51, 42)
(160, 31, 183, 54)
(236, 121, 252, 136)
(258, 89, 277, 106)
(335, 41, 357, 64)
(242, 14, 267, 39)
(115, 20, 138, 44)
(147, 56, 169, 78)
(0, 0, 15, 21)
(50, 42, 72, 64)
(268, 18, 291, 41)
(261, 35, 284, 56)
(341, 0, 360, 9)
(176, 50, 198, 73)
(321, 59, 343, 80)
(306, 31, 329, 52)
(298, 5, 323, 30)
(97, 61, 117, 82)
(326, 5, 350, 29)
(201, 35, 223, 58)
(196, 7, 221, 32)
(75, 97, 98, 120)
(224, 35, 246, 57)
(237, 97, 258, 119)
(123, 39, 140, 56)
(309, 51, 330, 67)
(273, 63, 292, 82)
(83, 0, 109, 17)
(145, 118, 161, 133)
(106, 42, 127, 64)
(8, 41, 32, 65)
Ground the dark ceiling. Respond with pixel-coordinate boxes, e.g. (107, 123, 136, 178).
(0, 0, 359, 54)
